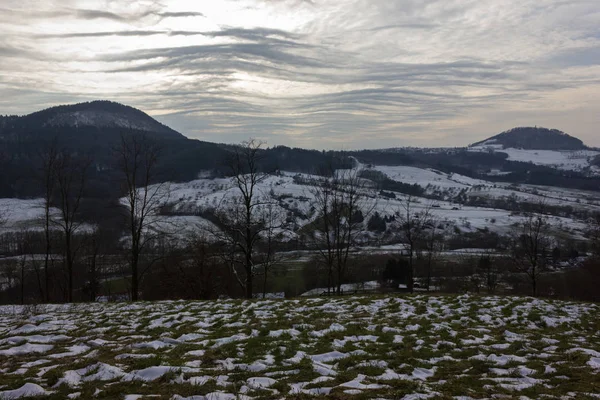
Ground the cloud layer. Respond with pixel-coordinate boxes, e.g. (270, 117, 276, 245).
(1, 0, 600, 148)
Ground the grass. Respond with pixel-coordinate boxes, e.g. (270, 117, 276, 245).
(0, 294, 599, 399)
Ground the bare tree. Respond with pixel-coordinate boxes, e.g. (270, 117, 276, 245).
(396, 196, 433, 293)
(588, 214, 600, 257)
(476, 250, 502, 294)
(510, 202, 552, 297)
(37, 139, 59, 302)
(422, 217, 445, 291)
(0, 205, 6, 228)
(213, 139, 279, 299)
(115, 133, 168, 301)
(309, 165, 372, 295)
(81, 228, 108, 302)
(187, 233, 222, 299)
(16, 230, 33, 305)
(53, 152, 90, 303)
(256, 202, 288, 298)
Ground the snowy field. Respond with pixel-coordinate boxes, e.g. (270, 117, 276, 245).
(149, 168, 594, 243)
(1, 295, 599, 399)
(0, 199, 54, 234)
(469, 146, 600, 174)
(2, 163, 599, 243)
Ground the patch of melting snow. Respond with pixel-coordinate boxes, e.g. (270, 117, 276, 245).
(21, 359, 50, 368)
(49, 344, 90, 358)
(309, 322, 346, 337)
(268, 328, 300, 338)
(339, 374, 387, 389)
(588, 357, 600, 369)
(125, 366, 177, 382)
(132, 340, 173, 350)
(246, 377, 277, 389)
(8, 323, 61, 335)
(212, 333, 250, 348)
(177, 333, 205, 342)
(114, 353, 155, 360)
(310, 351, 349, 363)
(312, 361, 338, 376)
(0, 383, 49, 399)
(401, 393, 437, 400)
(0, 343, 53, 356)
(470, 353, 528, 366)
(0, 335, 69, 345)
(189, 376, 212, 386)
(412, 367, 436, 380)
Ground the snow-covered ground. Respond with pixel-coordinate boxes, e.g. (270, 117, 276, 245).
(0, 199, 55, 233)
(2, 162, 598, 245)
(0, 295, 598, 399)
(153, 168, 593, 241)
(0, 198, 95, 235)
(469, 146, 600, 174)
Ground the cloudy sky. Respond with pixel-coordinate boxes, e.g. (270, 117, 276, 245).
(1, 0, 600, 148)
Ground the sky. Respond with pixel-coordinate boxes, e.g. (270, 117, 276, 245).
(1, 0, 600, 149)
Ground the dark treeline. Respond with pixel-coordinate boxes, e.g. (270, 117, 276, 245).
(1, 125, 600, 304)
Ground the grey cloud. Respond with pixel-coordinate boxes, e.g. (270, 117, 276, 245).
(159, 11, 205, 18)
(73, 9, 135, 21)
(0, 7, 204, 23)
(545, 46, 600, 68)
(73, 8, 204, 21)
(367, 22, 439, 31)
(34, 30, 214, 39)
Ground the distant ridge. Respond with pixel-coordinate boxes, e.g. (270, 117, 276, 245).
(0, 100, 184, 139)
(471, 127, 587, 151)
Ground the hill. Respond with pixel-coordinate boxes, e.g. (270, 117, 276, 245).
(0, 101, 184, 139)
(470, 127, 587, 150)
(1, 102, 599, 202)
(0, 101, 346, 199)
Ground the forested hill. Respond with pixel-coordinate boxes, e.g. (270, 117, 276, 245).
(0, 101, 349, 199)
(1, 101, 598, 201)
(470, 127, 588, 150)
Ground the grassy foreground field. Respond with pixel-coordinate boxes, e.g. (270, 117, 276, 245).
(0, 295, 599, 399)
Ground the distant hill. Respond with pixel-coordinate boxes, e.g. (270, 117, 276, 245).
(0, 101, 183, 139)
(0, 101, 346, 199)
(470, 127, 587, 150)
(0, 101, 230, 198)
(2, 102, 598, 202)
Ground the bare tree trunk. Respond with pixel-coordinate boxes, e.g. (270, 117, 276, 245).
(38, 139, 58, 302)
(20, 258, 25, 305)
(217, 139, 272, 299)
(116, 133, 167, 302)
(510, 200, 550, 298)
(397, 196, 433, 294)
(309, 161, 372, 297)
(54, 152, 89, 303)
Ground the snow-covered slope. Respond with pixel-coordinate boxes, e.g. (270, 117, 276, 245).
(5, 101, 183, 138)
(3, 163, 597, 245)
(143, 167, 595, 242)
(469, 146, 600, 175)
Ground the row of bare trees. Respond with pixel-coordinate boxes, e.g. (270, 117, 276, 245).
(1, 133, 595, 303)
(35, 141, 91, 302)
(377, 196, 558, 297)
(1, 134, 167, 303)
